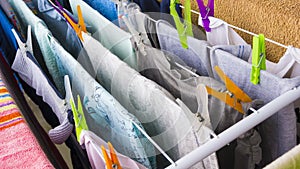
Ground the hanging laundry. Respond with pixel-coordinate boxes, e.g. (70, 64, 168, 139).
(32, 0, 83, 58)
(8, 0, 66, 95)
(266, 46, 300, 78)
(47, 34, 156, 169)
(0, 78, 54, 169)
(11, 45, 73, 144)
(156, 20, 252, 76)
(0, 0, 22, 35)
(198, 16, 248, 46)
(69, 0, 137, 69)
(75, 16, 219, 167)
(83, 0, 118, 22)
(0, 7, 18, 64)
(209, 46, 300, 166)
(80, 125, 147, 168)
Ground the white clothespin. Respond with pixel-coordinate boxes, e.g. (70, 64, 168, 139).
(11, 25, 33, 56)
(122, 15, 147, 56)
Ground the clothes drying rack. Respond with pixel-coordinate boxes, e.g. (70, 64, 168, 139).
(165, 86, 300, 169)
(121, 7, 299, 167)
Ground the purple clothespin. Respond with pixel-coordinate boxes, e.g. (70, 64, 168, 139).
(196, 0, 214, 32)
(55, 0, 77, 23)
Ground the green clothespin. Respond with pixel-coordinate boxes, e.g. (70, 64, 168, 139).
(170, 0, 193, 49)
(251, 34, 266, 85)
(70, 95, 89, 142)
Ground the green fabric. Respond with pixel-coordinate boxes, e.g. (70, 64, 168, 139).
(170, 0, 193, 49)
(251, 34, 266, 85)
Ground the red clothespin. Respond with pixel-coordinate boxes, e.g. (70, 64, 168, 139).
(196, 0, 214, 32)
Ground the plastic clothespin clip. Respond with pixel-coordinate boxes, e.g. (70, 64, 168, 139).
(206, 66, 252, 114)
(101, 142, 122, 169)
(251, 34, 266, 85)
(170, 0, 193, 49)
(196, 0, 214, 32)
(122, 15, 146, 55)
(11, 25, 33, 56)
(52, 0, 87, 41)
(70, 94, 88, 142)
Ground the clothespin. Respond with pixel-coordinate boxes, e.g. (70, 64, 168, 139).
(70, 94, 89, 142)
(101, 142, 122, 169)
(122, 15, 146, 55)
(251, 34, 266, 85)
(196, 0, 214, 32)
(11, 25, 33, 56)
(206, 66, 252, 114)
(170, 0, 193, 49)
(49, 0, 87, 41)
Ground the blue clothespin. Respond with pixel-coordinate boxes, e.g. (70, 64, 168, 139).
(251, 34, 266, 85)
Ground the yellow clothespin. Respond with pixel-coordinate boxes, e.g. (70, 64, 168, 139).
(206, 66, 252, 114)
(101, 142, 122, 169)
(70, 95, 89, 142)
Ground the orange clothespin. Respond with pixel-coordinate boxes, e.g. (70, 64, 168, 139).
(49, 0, 87, 41)
(101, 142, 122, 169)
(63, 5, 87, 41)
(206, 66, 252, 114)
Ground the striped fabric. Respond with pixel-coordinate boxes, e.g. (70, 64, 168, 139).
(0, 79, 54, 169)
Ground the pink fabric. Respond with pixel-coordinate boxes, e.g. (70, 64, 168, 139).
(80, 130, 147, 169)
(0, 80, 54, 169)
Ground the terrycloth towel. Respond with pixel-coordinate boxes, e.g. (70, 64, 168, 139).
(0, 79, 54, 169)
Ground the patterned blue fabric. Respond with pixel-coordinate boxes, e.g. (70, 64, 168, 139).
(49, 35, 156, 169)
(83, 0, 118, 22)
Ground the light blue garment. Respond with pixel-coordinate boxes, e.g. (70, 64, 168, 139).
(69, 0, 137, 69)
(48, 35, 155, 169)
(210, 46, 300, 166)
(83, 0, 117, 22)
(8, 0, 66, 94)
(156, 20, 252, 76)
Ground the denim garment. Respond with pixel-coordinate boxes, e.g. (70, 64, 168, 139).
(210, 47, 300, 166)
(69, 0, 136, 69)
(83, 0, 117, 22)
(8, 0, 66, 94)
(33, 0, 83, 58)
(156, 20, 252, 77)
(0, 8, 18, 64)
(48, 35, 155, 169)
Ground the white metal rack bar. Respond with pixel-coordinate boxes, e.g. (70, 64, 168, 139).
(166, 87, 300, 169)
